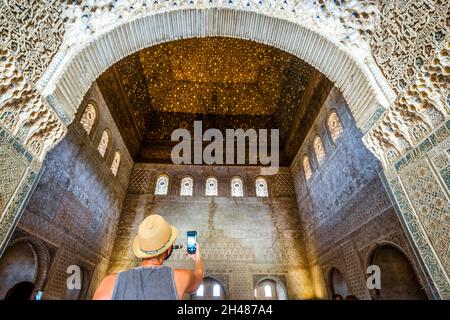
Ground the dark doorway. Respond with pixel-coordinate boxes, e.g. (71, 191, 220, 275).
(371, 245, 427, 300)
(4, 281, 34, 300)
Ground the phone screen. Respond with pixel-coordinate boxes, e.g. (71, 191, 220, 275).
(35, 291, 44, 300)
(187, 231, 197, 254)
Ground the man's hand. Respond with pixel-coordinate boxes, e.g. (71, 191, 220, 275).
(179, 243, 204, 294)
(185, 243, 202, 262)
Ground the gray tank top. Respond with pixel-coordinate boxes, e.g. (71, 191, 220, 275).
(111, 266, 178, 300)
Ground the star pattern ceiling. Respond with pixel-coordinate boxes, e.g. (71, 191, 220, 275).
(139, 37, 306, 115)
(97, 37, 329, 163)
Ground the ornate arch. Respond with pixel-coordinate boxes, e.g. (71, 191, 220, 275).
(78, 100, 100, 138)
(230, 176, 245, 197)
(204, 175, 219, 196)
(325, 108, 344, 145)
(96, 128, 112, 159)
(254, 275, 288, 300)
(38, 6, 393, 136)
(364, 240, 427, 295)
(202, 274, 229, 298)
(325, 266, 352, 299)
(254, 175, 269, 197)
(179, 175, 195, 196)
(8, 236, 51, 292)
(154, 172, 171, 195)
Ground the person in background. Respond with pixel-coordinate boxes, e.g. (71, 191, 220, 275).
(332, 294, 343, 300)
(93, 214, 204, 300)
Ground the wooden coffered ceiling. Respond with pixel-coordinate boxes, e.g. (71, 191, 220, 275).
(96, 37, 332, 164)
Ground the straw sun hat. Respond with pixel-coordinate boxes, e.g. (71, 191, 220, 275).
(133, 214, 179, 259)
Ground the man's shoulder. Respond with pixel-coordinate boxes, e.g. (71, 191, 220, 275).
(105, 272, 119, 280)
(173, 268, 193, 277)
(173, 268, 189, 273)
(100, 273, 119, 288)
(92, 273, 119, 300)
(172, 269, 194, 292)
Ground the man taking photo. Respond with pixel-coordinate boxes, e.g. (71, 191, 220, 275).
(93, 214, 204, 300)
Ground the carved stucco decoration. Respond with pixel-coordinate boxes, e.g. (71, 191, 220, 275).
(37, 0, 394, 137)
(0, 47, 66, 160)
(3, 0, 445, 166)
(371, 0, 449, 94)
(60, 0, 379, 53)
(363, 40, 449, 167)
(0, 0, 447, 299)
(0, 0, 65, 84)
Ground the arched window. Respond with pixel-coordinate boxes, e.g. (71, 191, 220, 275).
(97, 130, 110, 158)
(231, 177, 244, 197)
(213, 284, 221, 297)
(303, 156, 312, 181)
(196, 284, 204, 297)
(155, 174, 169, 195)
(110, 151, 121, 177)
(191, 277, 226, 300)
(255, 177, 268, 197)
(330, 268, 350, 299)
(255, 278, 287, 300)
(205, 177, 218, 196)
(313, 135, 325, 166)
(327, 111, 343, 143)
(180, 177, 194, 196)
(80, 103, 96, 135)
(264, 284, 272, 298)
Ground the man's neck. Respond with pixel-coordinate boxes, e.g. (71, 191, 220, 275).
(140, 259, 164, 267)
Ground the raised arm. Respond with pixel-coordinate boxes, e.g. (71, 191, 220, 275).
(185, 244, 205, 293)
(173, 244, 205, 298)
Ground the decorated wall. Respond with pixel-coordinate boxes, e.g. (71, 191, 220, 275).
(0, 84, 133, 299)
(0, 0, 448, 299)
(384, 120, 450, 299)
(108, 164, 312, 300)
(290, 88, 434, 299)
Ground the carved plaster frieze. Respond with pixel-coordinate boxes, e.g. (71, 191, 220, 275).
(0, 47, 66, 160)
(363, 41, 449, 167)
(60, 0, 379, 52)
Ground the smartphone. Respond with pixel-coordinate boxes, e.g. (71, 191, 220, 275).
(35, 291, 44, 300)
(187, 231, 197, 254)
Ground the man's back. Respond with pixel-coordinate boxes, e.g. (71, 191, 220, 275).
(93, 215, 204, 300)
(112, 266, 178, 300)
(93, 265, 198, 300)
